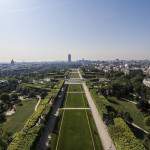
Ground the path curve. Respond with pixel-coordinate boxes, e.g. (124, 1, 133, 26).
(35, 96, 41, 111)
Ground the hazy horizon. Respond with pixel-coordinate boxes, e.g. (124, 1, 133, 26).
(0, 0, 150, 62)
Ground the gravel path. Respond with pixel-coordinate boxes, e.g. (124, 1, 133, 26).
(60, 108, 90, 110)
(78, 69, 116, 150)
(67, 92, 84, 94)
(35, 96, 41, 111)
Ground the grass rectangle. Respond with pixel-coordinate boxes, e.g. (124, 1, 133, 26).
(1, 100, 37, 134)
(51, 85, 103, 150)
(68, 84, 83, 92)
(53, 84, 103, 150)
(56, 110, 95, 150)
(65, 93, 85, 108)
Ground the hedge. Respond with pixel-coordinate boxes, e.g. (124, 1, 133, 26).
(8, 81, 64, 150)
(7, 96, 51, 150)
(109, 118, 145, 150)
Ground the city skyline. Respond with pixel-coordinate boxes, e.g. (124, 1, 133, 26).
(0, 1, 150, 149)
(0, 0, 150, 62)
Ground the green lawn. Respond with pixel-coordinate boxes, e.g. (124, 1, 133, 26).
(68, 84, 83, 92)
(52, 84, 103, 150)
(1, 100, 37, 134)
(65, 93, 86, 108)
(56, 110, 95, 150)
(87, 111, 103, 150)
(66, 85, 87, 108)
(21, 83, 48, 89)
(90, 89, 109, 115)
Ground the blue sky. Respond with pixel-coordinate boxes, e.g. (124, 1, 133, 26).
(0, 0, 150, 62)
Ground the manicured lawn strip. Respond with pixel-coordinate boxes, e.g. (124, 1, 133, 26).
(2, 100, 37, 134)
(90, 89, 109, 115)
(81, 92, 103, 150)
(54, 84, 102, 150)
(65, 93, 85, 108)
(21, 83, 49, 89)
(87, 111, 103, 150)
(56, 110, 94, 150)
(81, 90, 103, 150)
(66, 84, 89, 108)
(21, 80, 64, 90)
(68, 84, 83, 92)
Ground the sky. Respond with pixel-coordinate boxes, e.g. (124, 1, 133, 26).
(0, 0, 150, 62)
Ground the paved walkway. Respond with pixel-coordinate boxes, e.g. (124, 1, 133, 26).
(35, 96, 41, 111)
(70, 72, 79, 73)
(78, 70, 116, 150)
(65, 82, 83, 84)
(60, 108, 91, 110)
(67, 92, 85, 93)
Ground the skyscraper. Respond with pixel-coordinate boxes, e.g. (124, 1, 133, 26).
(68, 54, 71, 63)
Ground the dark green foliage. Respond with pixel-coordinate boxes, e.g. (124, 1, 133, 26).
(0, 93, 10, 104)
(10, 93, 19, 102)
(7, 96, 52, 150)
(109, 118, 145, 150)
(7, 81, 64, 150)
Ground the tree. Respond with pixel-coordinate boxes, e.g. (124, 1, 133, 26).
(0, 113, 6, 123)
(10, 93, 18, 102)
(123, 112, 133, 123)
(8, 78, 19, 90)
(0, 93, 10, 104)
(40, 91, 47, 99)
(29, 91, 36, 98)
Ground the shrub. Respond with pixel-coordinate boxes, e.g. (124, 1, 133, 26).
(109, 118, 145, 150)
(8, 95, 55, 149)
(8, 81, 64, 150)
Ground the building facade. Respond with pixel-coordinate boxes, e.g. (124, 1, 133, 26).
(68, 54, 71, 63)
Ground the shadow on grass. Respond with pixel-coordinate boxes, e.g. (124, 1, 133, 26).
(107, 97, 119, 105)
(127, 123, 145, 140)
